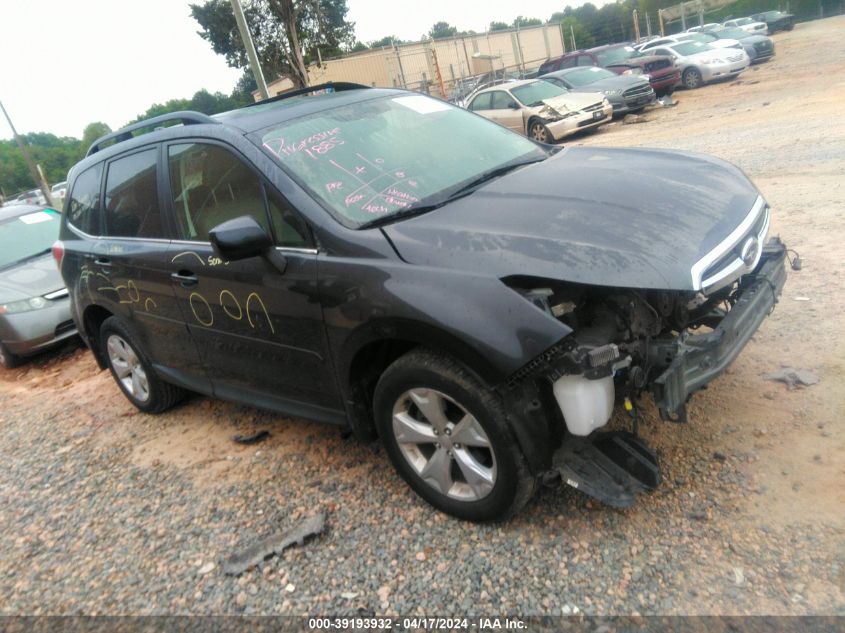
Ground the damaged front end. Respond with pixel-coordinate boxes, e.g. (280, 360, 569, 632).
(499, 235, 789, 507)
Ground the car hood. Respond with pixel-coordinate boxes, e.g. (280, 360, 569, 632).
(571, 75, 649, 93)
(737, 34, 770, 44)
(682, 49, 734, 62)
(539, 92, 605, 112)
(0, 253, 65, 303)
(607, 54, 665, 69)
(708, 39, 742, 49)
(383, 147, 761, 290)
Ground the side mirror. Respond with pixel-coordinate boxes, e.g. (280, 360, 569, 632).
(508, 101, 520, 110)
(209, 215, 273, 262)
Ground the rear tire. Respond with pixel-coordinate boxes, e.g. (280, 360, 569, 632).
(99, 317, 184, 413)
(373, 349, 536, 521)
(0, 342, 20, 369)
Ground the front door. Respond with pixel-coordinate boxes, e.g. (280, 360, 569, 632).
(164, 141, 340, 416)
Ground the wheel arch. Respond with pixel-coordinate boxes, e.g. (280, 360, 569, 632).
(82, 304, 114, 369)
(341, 319, 504, 441)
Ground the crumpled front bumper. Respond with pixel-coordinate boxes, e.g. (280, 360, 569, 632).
(652, 237, 788, 420)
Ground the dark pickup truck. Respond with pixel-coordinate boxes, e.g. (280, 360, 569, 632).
(538, 44, 680, 95)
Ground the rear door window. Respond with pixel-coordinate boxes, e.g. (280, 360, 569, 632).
(468, 92, 493, 111)
(103, 148, 164, 238)
(577, 55, 594, 66)
(67, 163, 103, 235)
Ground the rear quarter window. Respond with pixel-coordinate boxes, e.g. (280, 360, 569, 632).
(67, 163, 104, 235)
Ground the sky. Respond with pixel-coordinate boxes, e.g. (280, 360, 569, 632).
(0, 0, 581, 140)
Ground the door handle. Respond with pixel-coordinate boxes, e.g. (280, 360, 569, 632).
(94, 257, 112, 266)
(171, 270, 198, 287)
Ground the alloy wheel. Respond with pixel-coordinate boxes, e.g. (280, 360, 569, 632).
(107, 334, 150, 402)
(391, 388, 497, 501)
(684, 68, 702, 89)
(530, 122, 549, 143)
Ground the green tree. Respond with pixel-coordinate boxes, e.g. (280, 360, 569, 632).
(488, 21, 510, 31)
(428, 21, 458, 39)
(231, 69, 258, 105)
(552, 14, 596, 49)
(513, 16, 543, 27)
(190, 0, 356, 89)
(81, 122, 112, 151)
(368, 35, 403, 48)
(0, 133, 84, 195)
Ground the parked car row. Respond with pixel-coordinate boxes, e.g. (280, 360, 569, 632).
(461, 11, 786, 140)
(685, 11, 795, 35)
(2, 181, 67, 209)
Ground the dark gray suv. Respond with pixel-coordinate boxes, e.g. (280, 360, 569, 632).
(56, 83, 788, 520)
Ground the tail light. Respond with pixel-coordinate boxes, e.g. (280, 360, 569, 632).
(52, 240, 65, 269)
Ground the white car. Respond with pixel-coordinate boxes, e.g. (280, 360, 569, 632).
(723, 17, 769, 35)
(466, 79, 613, 143)
(685, 23, 719, 33)
(649, 41, 750, 89)
(50, 181, 67, 204)
(637, 32, 744, 54)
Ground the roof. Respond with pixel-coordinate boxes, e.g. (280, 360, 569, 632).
(214, 87, 403, 133)
(71, 84, 397, 178)
(473, 79, 541, 94)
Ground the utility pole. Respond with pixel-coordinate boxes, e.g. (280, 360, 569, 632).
(633, 10, 641, 43)
(658, 9, 665, 36)
(229, 0, 269, 99)
(681, 2, 687, 31)
(570, 24, 576, 51)
(0, 100, 54, 207)
(646, 13, 652, 38)
(392, 38, 407, 88)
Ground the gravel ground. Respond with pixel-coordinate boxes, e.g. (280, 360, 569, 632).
(2, 17, 844, 617)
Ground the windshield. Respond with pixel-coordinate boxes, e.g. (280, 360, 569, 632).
(254, 94, 546, 227)
(560, 67, 616, 86)
(0, 209, 60, 269)
(680, 32, 715, 43)
(672, 41, 712, 56)
(511, 81, 568, 106)
(734, 17, 752, 25)
(762, 11, 783, 18)
(596, 46, 641, 65)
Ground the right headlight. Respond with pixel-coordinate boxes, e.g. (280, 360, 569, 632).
(0, 297, 49, 314)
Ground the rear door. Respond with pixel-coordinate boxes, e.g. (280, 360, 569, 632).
(163, 140, 339, 416)
(91, 145, 208, 389)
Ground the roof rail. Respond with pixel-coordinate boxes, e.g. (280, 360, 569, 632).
(85, 111, 219, 157)
(241, 82, 371, 109)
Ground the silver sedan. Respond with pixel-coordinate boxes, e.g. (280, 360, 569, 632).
(0, 205, 77, 367)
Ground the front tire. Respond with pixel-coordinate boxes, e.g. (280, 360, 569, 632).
(528, 119, 553, 144)
(682, 67, 703, 89)
(100, 317, 184, 413)
(373, 349, 535, 521)
(0, 342, 20, 369)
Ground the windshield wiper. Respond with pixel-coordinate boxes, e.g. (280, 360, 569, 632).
(359, 157, 547, 229)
